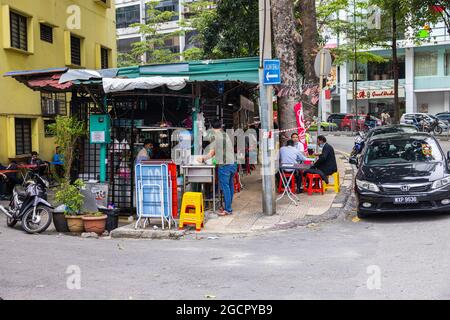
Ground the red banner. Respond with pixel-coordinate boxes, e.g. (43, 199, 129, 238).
(294, 102, 308, 153)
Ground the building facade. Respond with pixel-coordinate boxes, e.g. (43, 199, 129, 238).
(116, 0, 205, 63)
(332, 21, 450, 119)
(0, 0, 117, 164)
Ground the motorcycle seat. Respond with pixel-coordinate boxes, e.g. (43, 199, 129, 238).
(13, 186, 27, 199)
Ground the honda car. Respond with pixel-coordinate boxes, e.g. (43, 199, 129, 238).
(350, 132, 450, 218)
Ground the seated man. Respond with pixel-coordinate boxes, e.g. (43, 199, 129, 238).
(29, 151, 49, 176)
(304, 135, 337, 184)
(279, 139, 308, 192)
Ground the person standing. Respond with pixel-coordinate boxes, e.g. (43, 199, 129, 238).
(304, 135, 337, 184)
(52, 146, 64, 178)
(202, 120, 237, 216)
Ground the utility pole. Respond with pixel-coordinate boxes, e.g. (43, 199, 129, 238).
(258, 0, 276, 215)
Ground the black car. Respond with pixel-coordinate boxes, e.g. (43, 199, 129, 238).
(364, 124, 418, 141)
(435, 112, 450, 124)
(327, 113, 347, 128)
(350, 132, 450, 218)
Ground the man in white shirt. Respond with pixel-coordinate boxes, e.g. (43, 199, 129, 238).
(279, 140, 308, 193)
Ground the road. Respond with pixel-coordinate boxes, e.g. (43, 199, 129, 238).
(2, 135, 450, 300)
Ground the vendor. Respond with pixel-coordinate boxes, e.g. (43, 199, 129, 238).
(201, 120, 237, 216)
(135, 139, 154, 163)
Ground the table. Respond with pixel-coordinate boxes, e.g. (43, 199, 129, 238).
(181, 165, 217, 212)
(277, 163, 313, 206)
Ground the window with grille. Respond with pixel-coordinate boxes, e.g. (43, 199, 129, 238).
(10, 11, 28, 51)
(15, 118, 32, 156)
(40, 24, 53, 43)
(71, 35, 82, 66)
(101, 47, 109, 69)
(41, 92, 67, 116)
(415, 51, 438, 76)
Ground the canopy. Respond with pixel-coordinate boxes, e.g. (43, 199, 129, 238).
(102, 77, 188, 93)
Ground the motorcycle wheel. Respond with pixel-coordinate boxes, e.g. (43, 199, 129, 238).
(21, 206, 53, 234)
(434, 126, 443, 135)
(6, 217, 17, 228)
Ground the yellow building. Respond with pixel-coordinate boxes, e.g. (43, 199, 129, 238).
(0, 0, 116, 165)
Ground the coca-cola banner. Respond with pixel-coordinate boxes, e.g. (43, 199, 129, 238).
(294, 102, 308, 153)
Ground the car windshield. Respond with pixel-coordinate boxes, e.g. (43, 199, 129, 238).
(364, 137, 443, 165)
(371, 127, 417, 137)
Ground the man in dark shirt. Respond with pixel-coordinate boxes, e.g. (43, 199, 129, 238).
(304, 135, 337, 184)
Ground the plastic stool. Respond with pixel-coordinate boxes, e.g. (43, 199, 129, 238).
(278, 172, 296, 194)
(304, 173, 324, 196)
(179, 192, 204, 231)
(323, 172, 340, 193)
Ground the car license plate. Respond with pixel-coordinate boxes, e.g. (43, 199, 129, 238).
(394, 196, 418, 204)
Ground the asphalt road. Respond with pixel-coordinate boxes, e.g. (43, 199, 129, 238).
(2, 135, 450, 300)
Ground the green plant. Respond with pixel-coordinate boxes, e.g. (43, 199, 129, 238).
(84, 212, 105, 217)
(48, 116, 86, 183)
(55, 179, 85, 216)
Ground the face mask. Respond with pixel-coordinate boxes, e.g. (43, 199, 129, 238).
(147, 148, 153, 156)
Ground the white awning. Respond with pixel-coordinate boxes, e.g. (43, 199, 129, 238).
(102, 76, 188, 93)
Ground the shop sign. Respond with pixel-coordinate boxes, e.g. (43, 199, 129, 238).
(347, 88, 405, 100)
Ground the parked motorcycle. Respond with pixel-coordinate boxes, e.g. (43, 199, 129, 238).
(421, 118, 443, 135)
(350, 131, 366, 157)
(0, 171, 53, 234)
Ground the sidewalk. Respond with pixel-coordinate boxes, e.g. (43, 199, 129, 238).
(111, 152, 354, 239)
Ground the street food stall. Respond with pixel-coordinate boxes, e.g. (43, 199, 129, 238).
(5, 58, 260, 216)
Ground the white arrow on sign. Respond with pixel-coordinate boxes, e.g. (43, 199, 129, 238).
(266, 73, 278, 81)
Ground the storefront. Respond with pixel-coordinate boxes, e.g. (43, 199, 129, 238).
(346, 87, 406, 117)
(7, 58, 260, 213)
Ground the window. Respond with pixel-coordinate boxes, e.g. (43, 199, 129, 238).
(71, 35, 81, 66)
(415, 51, 438, 76)
(101, 47, 109, 69)
(146, 1, 179, 22)
(116, 5, 140, 29)
(15, 118, 32, 156)
(446, 50, 450, 76)
(41, 92, 67, 116)
(10, 11, 27, 51)
(118, 37, 140, 53)
(40, 24, 53, 43)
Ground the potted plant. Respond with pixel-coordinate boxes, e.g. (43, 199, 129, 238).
(82, 211, 107, 235)
(48, 116, 86, 232)
(55, 179, 86, 233)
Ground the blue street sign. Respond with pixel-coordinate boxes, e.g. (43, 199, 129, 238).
(263, 59, 281, 85)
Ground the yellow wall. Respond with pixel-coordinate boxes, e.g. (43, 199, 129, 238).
(0, 0, 116, 164)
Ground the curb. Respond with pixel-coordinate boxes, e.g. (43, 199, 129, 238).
(110, 151, 355, 240)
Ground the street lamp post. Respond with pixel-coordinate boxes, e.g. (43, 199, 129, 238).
(258, 0, 276, 215)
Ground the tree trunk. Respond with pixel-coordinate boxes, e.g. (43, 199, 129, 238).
(271, 0, 301, 143)
(392, 5, 399, 123)
(298, 0, 319, 85)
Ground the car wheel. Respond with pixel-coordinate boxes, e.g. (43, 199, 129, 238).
(321, 126, 326, 131)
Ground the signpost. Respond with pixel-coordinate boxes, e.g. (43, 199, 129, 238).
(314, 48, 332, 150)
(263, 59, 281, 85)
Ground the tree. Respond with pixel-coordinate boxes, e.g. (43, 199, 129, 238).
(272, 0, 303, 140)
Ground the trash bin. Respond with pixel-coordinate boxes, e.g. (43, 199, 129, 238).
(98, 208, 120, 232)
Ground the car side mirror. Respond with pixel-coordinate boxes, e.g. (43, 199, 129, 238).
(349, 156, 358, 166)
(447, 151, 450, 160)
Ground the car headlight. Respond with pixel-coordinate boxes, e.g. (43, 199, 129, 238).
(356, 179, 380, 192)
(431, 177, 450, 190)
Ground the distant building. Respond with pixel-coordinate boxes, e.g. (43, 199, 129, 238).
(328, 10, 450, 118)
(116, 0, 211, 63)
(0, 0, 117, 164)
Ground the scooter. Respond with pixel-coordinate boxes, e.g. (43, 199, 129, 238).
(422, 118, 443, 135)
(350, 131, 365, 157)
(0, 171, 53, 234)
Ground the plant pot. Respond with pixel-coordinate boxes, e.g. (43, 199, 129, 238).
(82, 215, 107, 235)
(98, 208, 120, 232)
(65, 216, 85, 233)
(53, 212, 70, 233)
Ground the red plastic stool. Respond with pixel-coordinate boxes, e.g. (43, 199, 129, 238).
(278, 172, 296, 194)
(304, 173, 324, 195)
(234, 172, 241, 193)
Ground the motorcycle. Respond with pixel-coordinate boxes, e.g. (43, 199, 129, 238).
(350, 131, 366, 157)
(421, 118, 443, 135)
(0, 171, 53, 234)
